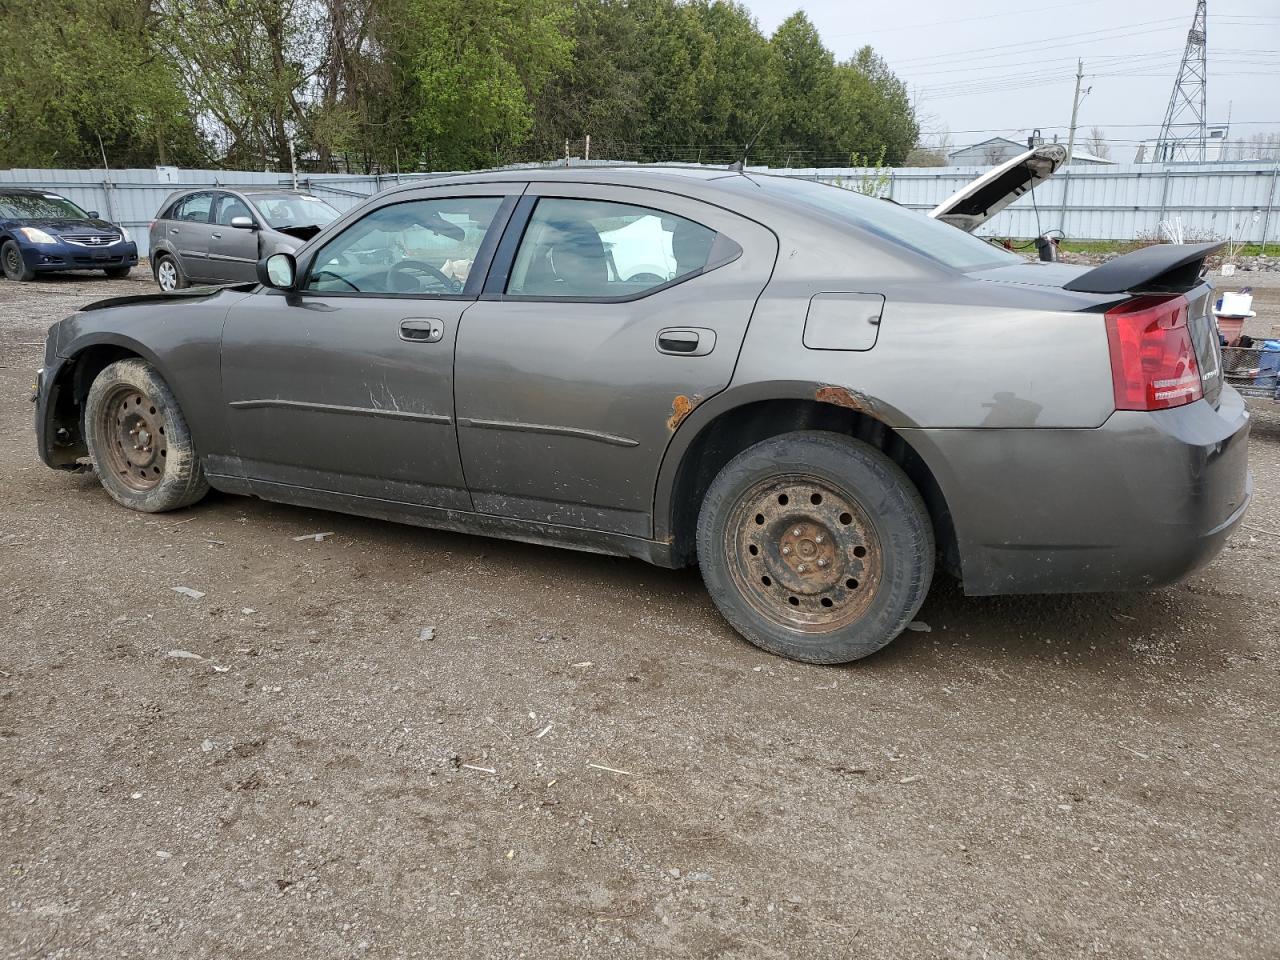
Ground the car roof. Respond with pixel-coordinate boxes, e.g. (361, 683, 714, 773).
(162, 186, 316, 200)
(0, 187, 64, 196)
(382, 164, 737, 195)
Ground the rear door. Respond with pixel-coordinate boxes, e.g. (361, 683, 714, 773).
(454, 183, 777, 537)
(165, 192, 216, 280)
(207, 192, 260, 283)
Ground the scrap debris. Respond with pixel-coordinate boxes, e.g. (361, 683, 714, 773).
(292, 532, 334, 542)
(170, 586, 205, 599)
(587, 762, 634, 776)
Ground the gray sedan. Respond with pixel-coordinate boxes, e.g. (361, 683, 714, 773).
(148, 188, 339, 290)
(35, 167, 1251, 663)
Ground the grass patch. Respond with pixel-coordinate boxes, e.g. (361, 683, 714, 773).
(1044, 240, 1274, 257)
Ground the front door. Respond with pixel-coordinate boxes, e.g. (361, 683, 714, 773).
(454, 184, 777, 537)
(220, 188, 518, 509)
(207, 193, 260, 283)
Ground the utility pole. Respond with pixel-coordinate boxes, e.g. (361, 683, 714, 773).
(1065, 59, 1088, 163)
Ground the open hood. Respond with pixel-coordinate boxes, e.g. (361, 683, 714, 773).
(929, 144, 1068, 233)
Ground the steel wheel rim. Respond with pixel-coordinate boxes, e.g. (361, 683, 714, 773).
(98, 386, 167, 491)
(5, 247, 20, 276)
(724, 474, 884, 634)
(157, 260, 177, 291)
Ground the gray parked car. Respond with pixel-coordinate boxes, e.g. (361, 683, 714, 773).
(34, 167, 1251, 663)
(148, 188, 339, 290)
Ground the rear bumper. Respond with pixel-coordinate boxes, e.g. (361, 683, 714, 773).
(21, 238, 138, 272)
(902, 387, 1252, 595)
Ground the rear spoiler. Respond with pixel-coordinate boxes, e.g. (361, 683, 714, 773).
(1062, 241, 1224, 294)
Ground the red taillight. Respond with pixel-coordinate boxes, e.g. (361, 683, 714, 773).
(1104, 294, 1202, 411)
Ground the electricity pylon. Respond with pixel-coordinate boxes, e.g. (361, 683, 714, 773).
(1155, 0, 1208, 163)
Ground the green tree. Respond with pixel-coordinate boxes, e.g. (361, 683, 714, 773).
(768, 11, 838, 163)
(0, 0, 203, 167)
(376, 0, 573, 170)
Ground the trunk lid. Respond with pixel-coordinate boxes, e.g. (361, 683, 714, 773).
(930, 144, 1068, 233)
(1185, 282, 1223, 407)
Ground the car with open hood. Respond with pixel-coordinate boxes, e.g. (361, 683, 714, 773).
(148, 188, 339, 290)
(34, 166, 1251, 664)
(0, 188, 138, 281)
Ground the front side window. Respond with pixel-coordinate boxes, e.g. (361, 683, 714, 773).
(0, 192, 88, 220)
(507, 198, 720, 299)
(214, 194, 254, 226)
(174, 193, 213, 222)
(304, 196, 503, 296)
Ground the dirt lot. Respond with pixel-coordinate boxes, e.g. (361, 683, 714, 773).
(2, 267, 1278, 960)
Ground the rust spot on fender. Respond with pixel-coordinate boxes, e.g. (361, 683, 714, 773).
(667, 394, 702, 432)
(815, 385, 871, 413)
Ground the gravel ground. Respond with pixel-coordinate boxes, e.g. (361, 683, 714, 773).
(1, 267, 1278, 960)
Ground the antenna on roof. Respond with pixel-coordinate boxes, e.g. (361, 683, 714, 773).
(730, 119, 770, 173)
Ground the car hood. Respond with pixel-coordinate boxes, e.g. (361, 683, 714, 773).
(11, 217, 121, 235)
(930, 144, 1068, 233)
(274, 224, 323, 243)
(80, 282, 257, 313)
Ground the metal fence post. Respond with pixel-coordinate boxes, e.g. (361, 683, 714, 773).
(1157, 165, 1172, 234)
(1260, 161, 1279, 255)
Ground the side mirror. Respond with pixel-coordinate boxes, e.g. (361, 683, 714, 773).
(257, 252, 297, 290)
(230, 216, 256, 230)
(87, 210, 100, 219)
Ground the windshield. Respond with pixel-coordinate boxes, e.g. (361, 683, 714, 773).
(766, 178, 1018, 272)
(0, 193, 90, 220)
(251, 194, 339, 229)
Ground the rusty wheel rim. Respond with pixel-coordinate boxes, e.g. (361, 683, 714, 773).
(725, 475, 883, 634)
(98, 386, 168, 491)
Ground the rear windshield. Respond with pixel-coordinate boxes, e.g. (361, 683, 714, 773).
(251, 194, 339, 230)
(0, 193, 89, 220)
(765, 178, 1018, 272)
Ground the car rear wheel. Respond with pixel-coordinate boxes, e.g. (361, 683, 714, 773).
(154, 254, 184, 291)
(696, 431, 934, 664)
(2, 240, 35, 281)
(84, 359, 209, 513)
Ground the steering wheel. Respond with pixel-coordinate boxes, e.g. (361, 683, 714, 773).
(388, 259, 463, 294)
(625, 272, 666, 284)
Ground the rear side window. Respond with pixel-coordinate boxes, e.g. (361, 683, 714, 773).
(506, 198, 724, 299)
(172, 193, 213, 223)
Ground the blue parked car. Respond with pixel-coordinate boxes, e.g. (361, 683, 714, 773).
(0, 188, 138, 281)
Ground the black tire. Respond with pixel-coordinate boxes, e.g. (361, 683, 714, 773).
(84, 359, 209, 513)
(2, 239, 35, 281)
(153, 253, 185, 291)
(696, 431, 934, 664)
(104, 265, 132, 279)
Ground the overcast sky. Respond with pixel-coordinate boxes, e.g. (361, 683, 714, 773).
(739, 0, 1280, 162)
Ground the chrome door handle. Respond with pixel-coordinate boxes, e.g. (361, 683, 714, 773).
(400, 318, 444, 343)
(169, 228, 179, 234)
(657, 327, 716, 357)
(211, 232, 222, 239)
